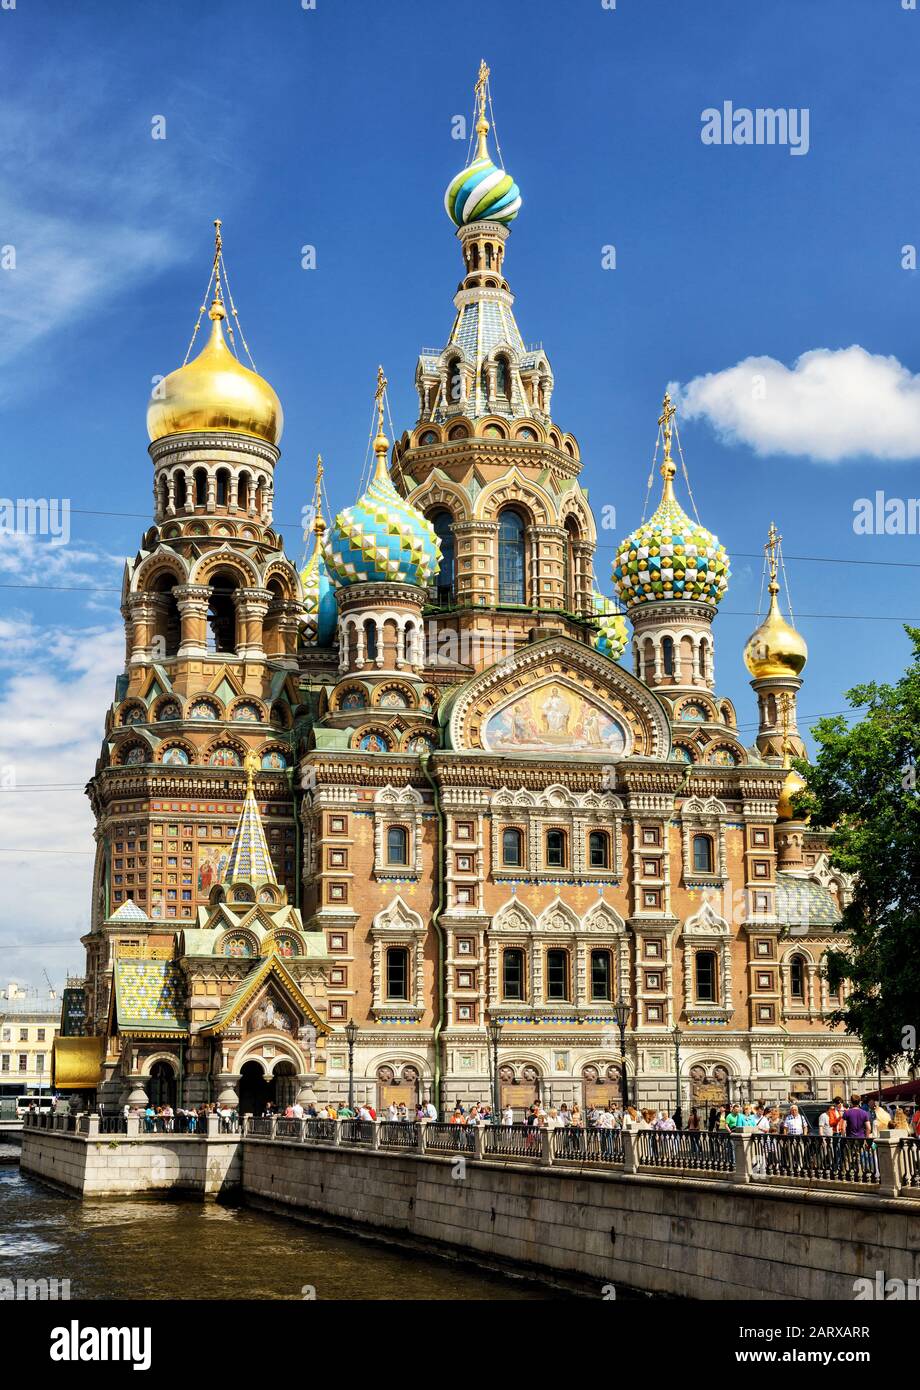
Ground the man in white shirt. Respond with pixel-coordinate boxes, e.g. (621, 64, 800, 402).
(782, 1104, 808, 1136)
(292, 1101, 304, 1120)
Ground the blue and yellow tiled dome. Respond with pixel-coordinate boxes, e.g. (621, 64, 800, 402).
(593, 592, 628, 661)
(300, 457, 339, 645)
(324, 396, 441, 590)
(444, 64, 521, 227)
(612, 394, 730, 611)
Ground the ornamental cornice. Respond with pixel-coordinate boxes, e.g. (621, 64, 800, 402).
(336, 580, 426, 610)
(149, 434, 279, 466)
(398, 437, 581, 482)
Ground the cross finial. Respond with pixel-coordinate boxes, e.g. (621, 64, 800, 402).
(658, 390, 677, 491)
(765, 520, 781, 594)
(313, 453, 325, 535)
(374, 365, 387, 435)
(474, 59, 491, 159)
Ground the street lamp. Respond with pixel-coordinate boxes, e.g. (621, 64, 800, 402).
(344, 1018, 358, 1112)
(671, 1025, 684, 1130)
(487, 1017, 503, 1125)
(612, 996, 630, 1112)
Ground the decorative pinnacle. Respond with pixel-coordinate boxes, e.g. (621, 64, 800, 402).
(313, 454, 326, 536)
(765, 520, 781, 596)
(779, 691, 792, 765)
(243, 748, 260, 788)
(373, 365, 390, 479)
(208, 218, 225, 320)
(475, 58, 491, 160)
(658, 390, 677, 497)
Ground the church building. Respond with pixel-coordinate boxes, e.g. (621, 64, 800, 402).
(63, 65, 872, 1118)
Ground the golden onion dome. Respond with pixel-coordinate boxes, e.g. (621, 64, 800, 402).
(147, 296, 283, 446)
(776, 764, 808, 822)
(744, 585, 808, 679)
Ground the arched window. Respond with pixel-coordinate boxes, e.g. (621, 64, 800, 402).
(151, 573, 181, 658)
(502, 827, 523, 867)
(430, 510, 454, 605)
(194, 467, 208, 507)
(215, 468, 229, 507)
(692, 833, 714, 874)
(546, 948, 570, 1001)
(237, 471, 251, 512)
(695, 950, 717, 1003)
(496, 357, 509, 397)
(590, 949, 612, 1001)
(662, 635, 675, 676)
(386, 947, 409, 1001)
(206, 569, 239, 654)
(502, 948, 525, 1001)
(790, 954, 806, 1001)
(174, 471, 187, 509)
(386, 825, 409, 866)
(564, 517, 580, 612)
(588, 831, 609, 869)
(545, 829, 566, 869)
(498, 509, 526, 604)
(364, 619, 378, 663)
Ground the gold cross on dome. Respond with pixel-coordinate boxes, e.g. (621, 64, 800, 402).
(475, 59, 490, 119)
(765, 520, 781, 589)
(375, 365, 387, 432)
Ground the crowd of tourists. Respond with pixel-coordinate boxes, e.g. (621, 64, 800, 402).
(122, 1102, 241, 1133)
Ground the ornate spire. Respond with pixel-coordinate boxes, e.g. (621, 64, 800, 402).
(372, 364, 389, 480)
(658, 390, 677, 502)
(474, 58, 491, 160)
(312, 453, 326, 538)
(222, 752, 277, 887)
(743, 521, 807, 679)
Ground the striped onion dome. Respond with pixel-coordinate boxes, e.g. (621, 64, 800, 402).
(445, 151, 522, 227)
(324, 431, 441, 589)
(593, 592, 628, 661)
(613, 466, 730, 611)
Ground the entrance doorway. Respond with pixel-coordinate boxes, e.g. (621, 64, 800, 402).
(238, 1060, 273, 1116)
(148, 1060, 177, 1109)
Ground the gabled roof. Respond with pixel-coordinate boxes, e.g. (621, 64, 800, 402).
(108, 899, 148, 922)
(198, 954, 329, 1037)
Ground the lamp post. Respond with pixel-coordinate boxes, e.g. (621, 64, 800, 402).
(487, 1017, 503, 1125)
(612, 996, 630, 1112)
(344, 1018, 358, 1112)
(672, 1025, 683, 1130)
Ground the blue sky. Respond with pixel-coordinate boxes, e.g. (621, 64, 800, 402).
(1, 0, 919, 989)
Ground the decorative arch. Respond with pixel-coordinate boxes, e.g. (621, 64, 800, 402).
(474, 469, 553, 526)
(189, 546, 261, 589)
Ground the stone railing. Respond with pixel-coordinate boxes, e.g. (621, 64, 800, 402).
(23, 1111, 237, 1139)
(242, 1119, 920, 1199)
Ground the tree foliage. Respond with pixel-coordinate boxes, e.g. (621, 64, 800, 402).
(801, 625, 920, 1073)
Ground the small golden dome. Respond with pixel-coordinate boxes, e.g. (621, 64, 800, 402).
(776, 764, 808, 822)
(744, 587, 808, 679)
(147, 297, 283, 446)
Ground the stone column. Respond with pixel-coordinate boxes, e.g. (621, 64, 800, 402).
(174, 584, 211, 659)
(234, 588, 272, 659)
(216, 1073, 240, 1107)
(295, 1074, 318, 1106)
(124, 594, 156, 667)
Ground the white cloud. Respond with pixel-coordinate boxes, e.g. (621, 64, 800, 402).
(0, 624, 122, 990)
(674, 346, 920, 463)
(0, 530, 123, 591)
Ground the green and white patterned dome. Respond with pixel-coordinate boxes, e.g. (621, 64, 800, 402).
(593, 592, 628, 661)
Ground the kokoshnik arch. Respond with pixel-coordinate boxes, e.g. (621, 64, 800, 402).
(57, 63, 884, 1118)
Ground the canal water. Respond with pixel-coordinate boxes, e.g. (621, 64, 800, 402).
(0, 1160, 566, 1301)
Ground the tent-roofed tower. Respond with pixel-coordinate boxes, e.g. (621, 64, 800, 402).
(391, 62, 599, 665)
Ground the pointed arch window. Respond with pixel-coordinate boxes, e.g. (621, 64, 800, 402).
(498, 509, 526, 605)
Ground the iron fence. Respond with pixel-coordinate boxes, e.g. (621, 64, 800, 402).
(339, 1119, 375, 1145)
(636, 1129, 734, 1173)
(423, 1123, 475, 1153)
(304, 1118, 337, 1142)
(750, 1133, 879, 1184)
(379, 1121, 420, 1149)
(275, 1118, 303, 1140)
(249, 1117, 274, 1137)
(482, 1124, 542, 1160)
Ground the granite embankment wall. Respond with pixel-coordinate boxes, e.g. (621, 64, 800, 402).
(241, 1139, 920, 1301)
(20, 1128, 240, 1196)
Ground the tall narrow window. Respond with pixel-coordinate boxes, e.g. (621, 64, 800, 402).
(790, 954, 806, 1001)
(430, 510, 454, 605)
(695, 950, 717, 1003)
(546, 829, 566, 869)
(590, 949, 612, 1001)
(498, 509, 526, 604)
(588, 831, 609, 869)
(502, 827, 523, 867)
(206, 571, 238, 654)
(496, 357, 509, 397)
(502, 948, 525, 1001)
(662, 635, 675, 676)
(386, 826, 408, 866)
(364, 619, 378, 662)
(546, 949, 570, 1001)
(386, 947, 409, 1001)
(692, 833, 714, 874)
(194, 468, 208, 507)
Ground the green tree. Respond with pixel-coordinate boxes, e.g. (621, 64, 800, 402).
(801, 625, 920, 1073)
